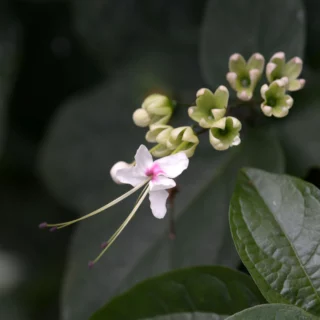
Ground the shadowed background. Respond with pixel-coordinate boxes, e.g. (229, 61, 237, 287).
(0, 1, 319, 319)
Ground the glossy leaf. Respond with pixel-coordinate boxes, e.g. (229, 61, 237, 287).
(230, 168, 320, 316)
(145, 314, 225, 320)
(225, 304, 317, 320)
(200, 0, 305, 88)
(90, 266, 265, 320)
(144, 313, 226, 320)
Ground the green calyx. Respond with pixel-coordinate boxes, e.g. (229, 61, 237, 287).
(188, 86, 228, 128)
(266, 52, 305, 92)
(149, 126, 199, 158)
(226, 53, 265, 101)
(209, 116, 242, 151)
(260, 77, 293, 118)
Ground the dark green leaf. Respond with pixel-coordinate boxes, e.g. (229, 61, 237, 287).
(143, 313, 226, 320)
(90, 266, 265, 320)
(230, 168, 320, 316)
(200, 0, 306, 88)
(225, 304, 317, 320)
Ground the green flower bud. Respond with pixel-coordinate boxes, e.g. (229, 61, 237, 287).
(145, 124, 173, 143)
(168, 126, 199, 157)
(226, 53, 265, 101)
(133, 94, 173, 127)
(260, 77, 293, 118)
(266, 52, 305, 91)
(188, 86, 228, 128)
(150, 144, 172, 158)
(209, 117, 241, 151)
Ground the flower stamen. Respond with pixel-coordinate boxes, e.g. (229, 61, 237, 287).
(39, 180, 147, 230)
(88, 185, 150, 267)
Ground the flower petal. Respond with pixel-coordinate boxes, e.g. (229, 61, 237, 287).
(150, 176, 176, 191)
(135, 145, 153, 174)
(115, 167, 147, 187)
(149, 189, 169, 219)
(154, 152, 189, 178)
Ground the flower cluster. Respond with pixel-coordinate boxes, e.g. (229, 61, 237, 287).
(188, 87, 241, 151)
(133, 94, 200, 158)
(39, 51, 305, 267)
(226, 52, 305, 118)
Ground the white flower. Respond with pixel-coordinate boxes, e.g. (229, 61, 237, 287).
(115, 145, 189, 218)
(40, 144, 189, 267)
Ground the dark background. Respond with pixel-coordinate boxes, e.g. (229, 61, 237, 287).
(0, 1, 319, 319)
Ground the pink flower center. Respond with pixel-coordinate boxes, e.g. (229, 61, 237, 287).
(145, 163, 163, 181)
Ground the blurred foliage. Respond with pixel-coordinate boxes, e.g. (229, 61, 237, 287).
(0, 0, 319, 319)
(90, 266, 265, 320)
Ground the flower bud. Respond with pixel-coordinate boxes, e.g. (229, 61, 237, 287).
(110, 161, 132, 184)
(133, 108, 151, 127)
(150, 144, 172, 158)
(209, 117, 242, 151)
(145, 125, 173, 143)
(142, 94, 172, 114)
(226, 53, 265, 101)
(133, 94, 173, 128)
(266, 52, 305, 92)
(167, 126, 199, 157)
(260, 77, 293, 118)
(188, 86, 228, 128)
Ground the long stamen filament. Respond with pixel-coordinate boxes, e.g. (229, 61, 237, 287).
(90, 186, 150, 266)
(134, 182, 150, 206)
(43, 180, 148, 229)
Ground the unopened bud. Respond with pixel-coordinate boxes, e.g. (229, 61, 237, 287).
(145, 125, 173, 143)
(133, 94, 173, 127)
(132, 108, 151, 127)
(168, 127, 199, 157)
